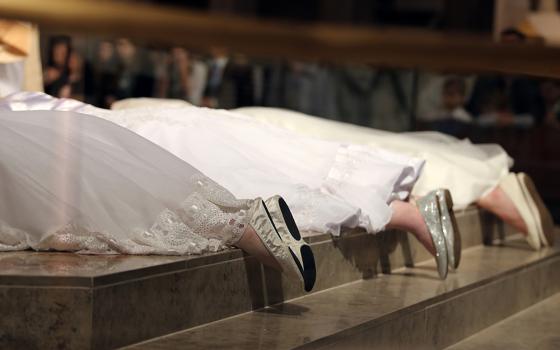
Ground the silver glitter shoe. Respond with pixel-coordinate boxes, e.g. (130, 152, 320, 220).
(416, 191, 448, 280)
(435, 189, 461, 270)
(249, 197, 316, 292)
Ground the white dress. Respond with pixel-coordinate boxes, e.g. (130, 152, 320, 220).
(0, 92, 425, 236)
(234, 107, 512, 210)
(0, 110, 254, 254)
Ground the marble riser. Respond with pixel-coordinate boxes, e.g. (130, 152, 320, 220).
(0, 208, 512, 349)
(445, 292, 560, 350)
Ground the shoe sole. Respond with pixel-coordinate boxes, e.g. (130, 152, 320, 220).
(278, 197, 302, 240)
(518, 173, 555, 246)
(289, 245, 316, 292)
(439, 189, 462, 270)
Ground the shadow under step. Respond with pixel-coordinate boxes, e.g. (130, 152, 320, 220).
(125, 230, 560, 350)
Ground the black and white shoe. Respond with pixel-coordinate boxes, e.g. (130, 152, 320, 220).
(248, 196, 316, 292)
(264, 196, 316, 292)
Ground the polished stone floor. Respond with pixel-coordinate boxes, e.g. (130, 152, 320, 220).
(125, 233, 560, 349)
(447, 292, 560, 350)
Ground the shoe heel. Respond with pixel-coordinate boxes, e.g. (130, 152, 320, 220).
(282, 244, 316, 292)
(441, 189, 461, 270)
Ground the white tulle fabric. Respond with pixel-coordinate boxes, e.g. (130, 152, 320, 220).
(0, 92, 424, 235)
(0, 110, 252, 254)
(234, 107, 513, 210)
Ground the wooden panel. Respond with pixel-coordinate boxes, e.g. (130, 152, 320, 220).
(1, 0, 560, 77)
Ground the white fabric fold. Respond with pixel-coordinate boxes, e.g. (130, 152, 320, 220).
(0, 92, 425, 235)
(234, 107, 512, 210)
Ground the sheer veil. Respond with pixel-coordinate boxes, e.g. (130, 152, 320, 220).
(0, 110, 252, 254)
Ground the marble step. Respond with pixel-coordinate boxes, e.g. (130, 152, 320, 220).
(445, 292, 560, 350)
(0, 207, 510, 349)
(125, 230, 560, 350)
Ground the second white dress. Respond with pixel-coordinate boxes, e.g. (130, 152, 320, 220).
(234, 107, 512, 210)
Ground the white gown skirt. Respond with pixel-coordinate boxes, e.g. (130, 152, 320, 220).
(0, 110, 254, 254)
(0, 93, 425, 235)
(234, 107, 513, 210)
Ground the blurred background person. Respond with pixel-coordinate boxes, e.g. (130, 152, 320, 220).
(202, 46, 229, 108)
(67, 50, 88, 101)
(87, 39, 118, 107)
(467, 28, 541, 128)
(540, 79, 560, 128)
(156, 47, 208, 105)
(114, 38, 155, 102)
(44, 35, 71, 97)
(418, 75, 473, 135)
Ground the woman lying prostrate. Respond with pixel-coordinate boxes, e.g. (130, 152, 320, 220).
(233, 107, 555, 251)
(0, 110, 316, 292)
(1, 92, 461, 279)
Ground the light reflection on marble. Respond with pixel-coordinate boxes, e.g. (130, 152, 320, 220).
(0, 251, 179, 275)
(0, 251, 188, 286)
(447, 293, 560, 350)
(126, 232, 560, 350)
(0, 232, 330, 288)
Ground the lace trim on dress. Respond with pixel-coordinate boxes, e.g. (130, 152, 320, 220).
(0, 174, 254, 255)
(0, 221, 30, 251)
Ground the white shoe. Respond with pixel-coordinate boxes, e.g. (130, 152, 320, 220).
(499, 173, 541, 250)
(517, 173, 555, 247)
(435, 189, 461, 270)
(416, 191, 449, 280)
(264, 195, 316, 292)
(249, 197, 316, 292)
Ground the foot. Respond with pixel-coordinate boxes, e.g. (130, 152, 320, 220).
(388, 200, 436, 256)
(477, 186, 528, 235)
(234, 225, 281, 270)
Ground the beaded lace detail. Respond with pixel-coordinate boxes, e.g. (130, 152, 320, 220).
(0, 174, 253, 255)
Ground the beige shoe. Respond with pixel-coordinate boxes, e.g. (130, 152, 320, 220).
(498, 173, 541, 250)
(517, 173, 555, 247)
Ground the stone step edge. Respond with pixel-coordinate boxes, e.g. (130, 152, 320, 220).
(125, 232, 560, 349)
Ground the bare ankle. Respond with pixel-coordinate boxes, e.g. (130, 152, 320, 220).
(235, 226, 281, 271)
(477, 184, 528, 234)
